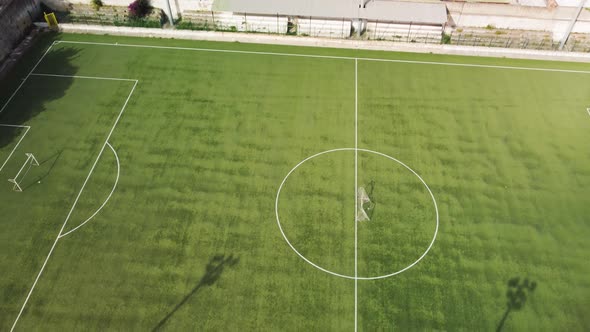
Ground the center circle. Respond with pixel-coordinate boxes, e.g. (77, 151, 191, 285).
(275, 148, 439, 280)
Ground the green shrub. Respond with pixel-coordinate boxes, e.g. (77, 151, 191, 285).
(442, 33, 451, 44)
(91, 0, 103, 10)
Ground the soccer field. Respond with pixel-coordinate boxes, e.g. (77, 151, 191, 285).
(1, 33, 589, 331)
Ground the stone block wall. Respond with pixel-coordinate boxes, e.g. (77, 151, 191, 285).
(0, 0, 41, 63)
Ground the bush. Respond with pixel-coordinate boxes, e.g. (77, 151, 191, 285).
(128, 0, 152, 19)
(442, 33, 451, 44)
(176, 21, 211, 31)
(91, 0, 103, 10)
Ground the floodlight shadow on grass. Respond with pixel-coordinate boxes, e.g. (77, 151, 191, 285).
(496, 276, 537, 332)
(152, 254, 240, 331)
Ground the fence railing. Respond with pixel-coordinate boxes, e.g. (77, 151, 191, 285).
(63, 5, 590, 53)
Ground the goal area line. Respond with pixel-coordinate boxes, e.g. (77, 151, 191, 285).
(0, 124, 31, 173)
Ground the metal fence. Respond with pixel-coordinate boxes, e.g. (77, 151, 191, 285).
(447, 31, 590, 52)
(62, 3, 590, 53)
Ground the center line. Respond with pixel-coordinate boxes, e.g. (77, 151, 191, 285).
(354, 57, 358, 332)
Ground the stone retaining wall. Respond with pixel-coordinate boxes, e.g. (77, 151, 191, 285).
(65, 3, 164, 27)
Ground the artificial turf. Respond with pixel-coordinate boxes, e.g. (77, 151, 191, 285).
(0, 32, 589, 331)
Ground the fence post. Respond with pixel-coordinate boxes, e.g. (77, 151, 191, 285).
(572, 37, 576, 51)
(374, 20, 378, 39)
(211, 11, 215, 31)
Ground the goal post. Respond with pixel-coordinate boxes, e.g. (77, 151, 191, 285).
(8, 153, 39, 192)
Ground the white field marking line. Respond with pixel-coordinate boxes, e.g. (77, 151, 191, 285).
(55, 40, 590, 75)
(0, 125, 30, 173)
(275, 148, 440, 281)
(30, 73, 138, 82)
(56, 40, 352, 61)
(586, 108, 590, 116)
(10, 80, 138, 332)
(0, 42, 56, 114)
(59, 142, 120, 238)
(354, 58, 358, 332)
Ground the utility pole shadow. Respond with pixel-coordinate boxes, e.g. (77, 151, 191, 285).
(152, 254, 240, 331)
(496, 277, 537, 332)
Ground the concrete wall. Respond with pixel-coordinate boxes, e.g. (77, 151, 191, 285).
(48, 0, 211, 19)
(448, 3, 590, 40)
(365, 22, 442, 43)
(183, 11, 288, 33)
(45, 0, 590, 49)
(296, 18, 352, 38)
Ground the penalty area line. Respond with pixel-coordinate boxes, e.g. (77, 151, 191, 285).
(30, 73, 138, 82)
(10, 80, 138, 332)
(0, 41, 57, 114)
(0, 125, 31, 173)
(59, 142, 120, 238)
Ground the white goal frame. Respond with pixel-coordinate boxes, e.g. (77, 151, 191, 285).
(8, 153, 39, 192)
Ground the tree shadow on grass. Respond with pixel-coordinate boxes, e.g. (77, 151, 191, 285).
(152, 254, 240, 331)
(496, 277, 537, 332)
(0, 46, 79, 149)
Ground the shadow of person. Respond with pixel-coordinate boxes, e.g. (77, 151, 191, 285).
(496, 277, 537, 332)
(152, 254, 240, 331)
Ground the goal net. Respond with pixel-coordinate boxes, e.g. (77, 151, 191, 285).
(356, 186, 373, 222)
(8, 153, 39, 192)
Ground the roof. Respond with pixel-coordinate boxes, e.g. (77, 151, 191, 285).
(213, 0, 448, 25)
(363, 1, 448, 24)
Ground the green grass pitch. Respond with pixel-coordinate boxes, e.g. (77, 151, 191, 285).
(0, 33, 589, 331)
